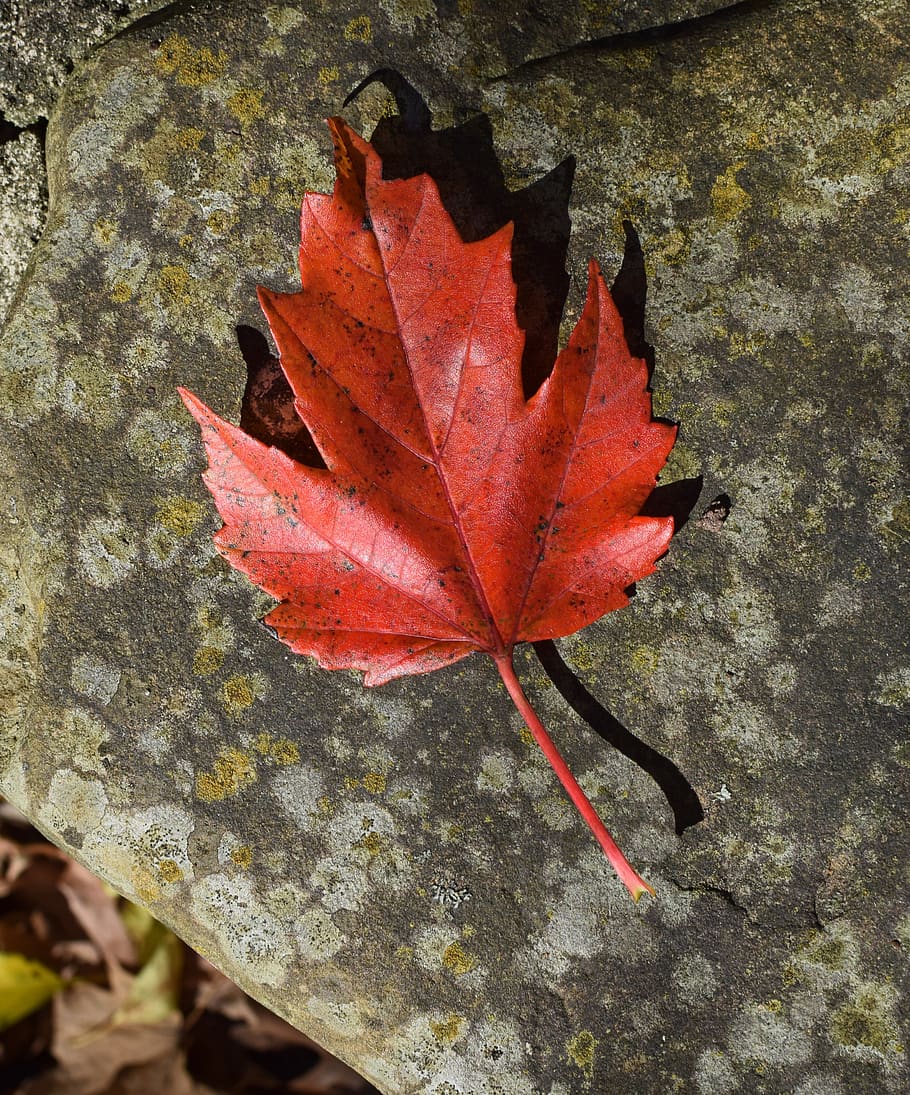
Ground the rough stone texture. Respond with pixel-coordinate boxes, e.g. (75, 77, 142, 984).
(0, 0, 172, 126)
(1, 1, 909, 1092)
(0, 0, 170, 328)
(0, 0, 739, 128)
(0, 0, 739, 330)
(0, 127, 45, 320)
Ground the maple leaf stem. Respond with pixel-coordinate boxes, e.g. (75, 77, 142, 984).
(494, 653, 655, 901)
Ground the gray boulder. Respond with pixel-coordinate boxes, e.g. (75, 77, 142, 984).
(0, 1, 907, 1091)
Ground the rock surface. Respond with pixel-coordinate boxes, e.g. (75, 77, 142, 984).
(1, 1, 908, 1092)
(0, 0, 171, 126)
(0, 0, 738, 128)
(0, 0, 743, 329)
(0, 125, 45, 320)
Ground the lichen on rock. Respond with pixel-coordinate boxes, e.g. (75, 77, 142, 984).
(0, 1, 908, 1092)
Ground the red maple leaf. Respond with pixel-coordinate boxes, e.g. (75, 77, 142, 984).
(179, 119, 676, 899)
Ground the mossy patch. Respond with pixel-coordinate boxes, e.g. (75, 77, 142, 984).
(566, 1029, 597, 1079)
(132, 122, 206, 186)
(799, 931, 846, 971)
(230, 845, 253, 869)
(344, 15, 372, 42)
(357, 831, 382, 858)
(157, 265, 194, 308)
(630, 645, 659, 676)
(362, 771, 387, 794)
(156, 496, 206, 536)
(220, 675, 257, 714)
(253, 732, 299, 765)
(157, 858, 183, 883)
(831, 986, 898, 1054)
(193, 646, 224, 676)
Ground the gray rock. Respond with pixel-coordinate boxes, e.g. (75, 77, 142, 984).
(1, 0, 908, 1092)
(0, 0, 743, 331)
(0, 0, 740, 129)
(0, 0, 171, 126)
(0, 127, 45, 321)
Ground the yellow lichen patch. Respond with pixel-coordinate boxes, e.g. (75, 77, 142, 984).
(831, 985, 900, 1054)
(442, 941, 476, 976)
(195, 747, 257, 802)
(158, 265, 193, 307)
(227, 88, 265, 126)
(155, 33, 227, 86)
(362, 770, 387, 794)
(133, 122, 206, 185)
(132, 865, 162, 905)
(157, 858, 183, 883)
(156, 496, 206, 536)
(630, 645, 659, 675)
(566, 1030, 597, 1080)
(193, 646, 224, 676)
(710, 162, 751, 223)
(250, 175, 270, 196)
(220, 674, 256, 713)
(93, 217, 117, 247)
(650, 227, 690, 268)
(318, 66, 339, 85)
(206, 209, 236, 235)
(110, 282, 132, 303)
(358, 831, 382, 857)
(253, 732, 300, 765)
(270, 738, 300, 764)
(230, 845, 253, 869)
(344, 15, 372, 42)
(430, 1013, 464, 1045)
(712, 398, 737, 429)
(729, 330, 766, 359)
(876, 119, 910, 173)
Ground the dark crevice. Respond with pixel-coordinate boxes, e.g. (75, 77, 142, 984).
(108, 0, 199, 42)
(674, 879, 749, 913)
(0, 113, 47, 150)
(533, 640, 704, 834)
(0, 116, 20, 146)
(487, 0, 783, 81)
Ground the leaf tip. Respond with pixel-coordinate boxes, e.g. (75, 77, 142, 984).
(176, 386, 212, 428)
(630, 877, 656, 902)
